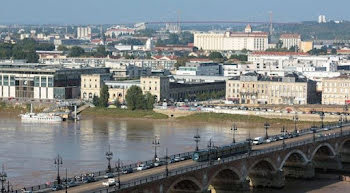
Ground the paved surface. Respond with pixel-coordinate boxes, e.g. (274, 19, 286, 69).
(56, 126, 350, 193)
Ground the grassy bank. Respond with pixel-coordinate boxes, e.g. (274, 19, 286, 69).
(177, 112, 319, 124)
(0, 102, 27, 114)
(82, 108, 169, 120)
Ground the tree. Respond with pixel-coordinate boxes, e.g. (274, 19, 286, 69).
(230, 54, 248, 61)
(331, 48, 337, 55)
(57, 45, 69, 51)
(209, 52, 224, 61)
(99, 85, 109, 107)
(125, 86, 144, 110)
(144, 93, 155, 110)
(95, 46, 108, 57)
(69, 46, 85, 57)
(114, 98, 121, 108)
(92, 95, 99, 106)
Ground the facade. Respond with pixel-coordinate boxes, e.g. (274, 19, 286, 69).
(105, 80, 140, 103)
(176, 62, 220, 76)
(141, 76, 170, 102)
(318, 15, 327, 23)
(77, 27, 91, 40)
(226, 73, 318, 105)
(105, 26, 135, 37)
(322, 76, 350, 105)
(0, 63, 109, 100)
(81, 74, 111, 100)
(300, 41, 313, 53)
(280, 34, 301, 50)
(194, 25, 269, 51)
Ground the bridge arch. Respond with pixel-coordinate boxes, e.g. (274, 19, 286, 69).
(247, 158, 284, 188)
(166, 176, 202, 193)
(310, 143, 336, 160)
(207, 167, 244, 192)
(337, 138, 350, 166)
(279, 149, 309, 170)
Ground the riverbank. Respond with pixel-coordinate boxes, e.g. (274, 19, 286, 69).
(81, 108, 169, 120)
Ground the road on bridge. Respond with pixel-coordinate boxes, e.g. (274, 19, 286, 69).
(56, 126, 349, 193)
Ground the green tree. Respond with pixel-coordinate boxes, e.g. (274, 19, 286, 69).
(95, 46, 108, 57)
(57, 45, 69, 51)
(144, 92, 155, 110)
(114, 98, 121, 108)
(92, 95, 99, 106)
(99, 85, 109, 107)
(331, 48, 337, 55)
(125, 86, 144, 110)
(209, 52, 224, 61)
(230, 54, 248, 61)
(69, 46, 85, 57)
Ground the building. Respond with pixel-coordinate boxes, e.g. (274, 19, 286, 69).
(280, 34, 301, 50)
(106, 80, 140, 103)
(226, 73, 318, 105)
(176, 62, 220, 76)
(77, 27, 91, 40)
(194, 25, 269, 51)
(300, 41, 313, 53)
(0, 63, 109, 100)
(81, 74, 111, 100)
(322, 76, 350, 105)
(105, 26, 135, 37)
(318, 15, 327, 23)
(141, 76, 170, 102)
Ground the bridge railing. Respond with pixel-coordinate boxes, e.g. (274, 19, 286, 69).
(110, 130, 350, 191)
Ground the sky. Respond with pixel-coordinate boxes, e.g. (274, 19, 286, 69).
(0, 0, 349, 24)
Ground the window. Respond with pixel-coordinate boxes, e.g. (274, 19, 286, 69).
(34, 76, 39, 87)
(0, 75, 2, 85)
(155, 87, 157, 90)
(48, 77, 53, 87)
(41, 77, 47, 87)
(10, 76, 15, 86)
(3, 75, 8, 86)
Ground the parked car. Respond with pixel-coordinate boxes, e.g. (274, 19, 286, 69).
(174, 156, 181, 162)
(83, 176, 96, 183)
(102, 178, 116, 187)
(253, 137, 264, 145)
(103, 173, 115, 179)
(122, 168, 133, 174)
(51, 185, 63, 191)
(136, 164, 148, 171)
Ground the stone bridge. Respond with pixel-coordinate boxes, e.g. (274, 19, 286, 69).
(116, 132, 350, 193)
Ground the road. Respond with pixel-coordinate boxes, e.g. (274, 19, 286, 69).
(56, 126, 349, 193)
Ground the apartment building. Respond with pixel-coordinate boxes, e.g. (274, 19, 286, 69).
(280, 34, 301, 50)
(176, 62, 220, 76)
(322, 76, 350, 105)
(81, 74, 111, 100)
(194, 25, 269, 51)
(226, 73, 318, 105)
(141, 76, 170, 102)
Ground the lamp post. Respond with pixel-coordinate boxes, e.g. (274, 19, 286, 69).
(0, 165, 7, 193)
(152, 136, 160, 161)
(320, 111, 325, 129)
(264, 122, 270, 139)
(194, 129, 201, 152)
(344, 105, 348, 123)
(208, 139, 214, 166)
(231, 124, 238, 144)
(293, 112, 299, 134)
(165, 148, 169, 177)
(311, 126, 317, 142)
(105, 145, 113, 173)
(65, 168, 68, 193)
(54, 154, 63, 185)
(116, 159, 121, 190)
(339, 115, 343, 136)
(281, 126, 286, 148)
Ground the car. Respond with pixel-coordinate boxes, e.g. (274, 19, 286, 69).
(323, 127, 330, 131)
(136, 164, 148, 171)
(174, 156, 181, 162)
(83, 176, 96, 183)
(67, 181, 78, 188)
(146, 163, 154, 169)
(253, 137, 264, 145)
(265, 138, 272, 143)
(51, 185, 63, 191)
(278, 136, 284, 140)
(122, 168, 133, 174)
(103, 173, 115, 179)
(102, 178, 116, 187)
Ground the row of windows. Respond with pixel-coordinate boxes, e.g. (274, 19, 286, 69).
(324, 82, 350, 87)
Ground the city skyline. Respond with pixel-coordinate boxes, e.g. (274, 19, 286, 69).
(0, 0, 349, 24)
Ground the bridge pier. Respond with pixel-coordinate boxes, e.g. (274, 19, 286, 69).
(313, 155, 342, 171)
(248, 170, 285, 188)
(283, 161, 315, 179)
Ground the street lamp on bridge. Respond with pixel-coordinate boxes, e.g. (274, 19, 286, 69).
(231, 124, 238, 144)
(281, 126, 287, 148)
(115, 159, 121, 190)
(0, 165, 7, 193)
(311, 126, 317, 143)
(194, 129, 201, 152)
(152, 136, 160, 161)
(339, 115, 344, 136)
(264, 122, 270, 139)
(54, 154, 63, 185)
(105, 145, 113, 173)
(344, 105, 348, 123)
(293, 112, 299, 134)
(319, 111, 325, 129)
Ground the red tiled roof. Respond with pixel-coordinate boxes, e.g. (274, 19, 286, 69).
(251, 51, 309, 56)
(280, 34, 301, 39)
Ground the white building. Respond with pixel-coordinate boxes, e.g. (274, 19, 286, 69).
(280, 34, 301, 50)
(194, 25, 269, 51)
(77, 27, 91, 40)
(105, 26, 135, 37)
(318, 15, 327, 23)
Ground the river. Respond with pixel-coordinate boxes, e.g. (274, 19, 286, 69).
(0, 114, 348, 192)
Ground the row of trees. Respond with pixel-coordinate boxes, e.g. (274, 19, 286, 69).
(156, 32, 194, 46)
(0, 38, 55, 63)
(58, 45, 110, 58)
(92, 85, 156, 111)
